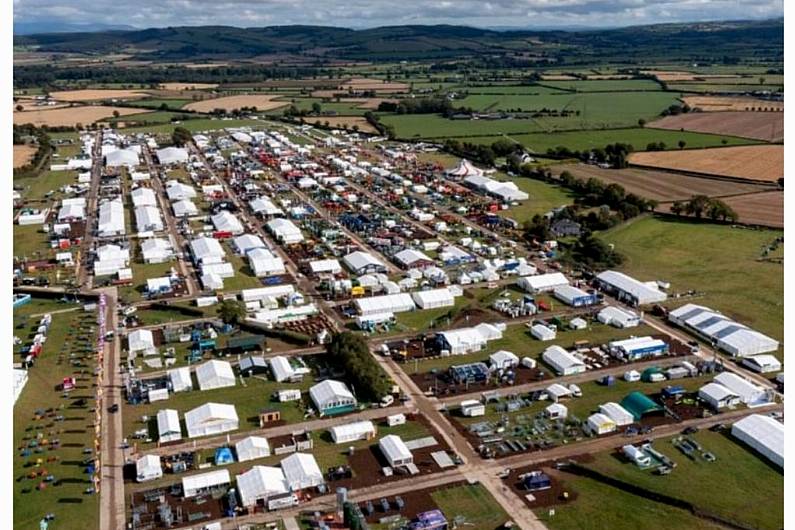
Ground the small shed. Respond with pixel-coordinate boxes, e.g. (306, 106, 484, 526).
(259, 409, 281, 427)
(545, 403, 568, 420)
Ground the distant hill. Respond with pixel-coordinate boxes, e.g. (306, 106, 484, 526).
(13, 19, 783, 62)
(14, 21, 135, 35)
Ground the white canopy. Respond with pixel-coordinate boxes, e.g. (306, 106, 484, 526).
(196, 360, 236, 391)
(185, 402, 239, 438)
(236, 466, 288, 506)
(182, 469, 231, 498)
(157, 409, 182, 442)
(281, 453, 324, 490)
(168, 366, 193, 393)
(235, 436, 271, 462)
(136, 454, 163, 482)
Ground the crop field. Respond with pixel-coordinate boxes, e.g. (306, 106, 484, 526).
(340, 77, 410, 92)
(13, 144, 37, 167)
(183, 94, 289, 112)
(538, 79, 662, 92)
(159, 82, 218, 90)
(13, 106, 149, 127)
(681, 95, 783, 112)
(648, 111, 783, 142)
(464, 85, 568, 95)
(48, 89, 152, 101)
(110, 110, 192, 125)
(585, 429, 783, 530)
(315, 116, 378, 133)
(601, 216, 783, 350)
(130, 98, 194, 109)
(720, 191, 783, 228)
(641, 70, 738, 82)
(628, 145, 783, 182)
(667, 83, 783, 93)
(465, 127, 755, 153)
(550, 164, 765, 202)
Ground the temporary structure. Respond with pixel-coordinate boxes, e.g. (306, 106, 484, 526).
(196, 360, 236, 391)
(731, 414, 783, 468)
(586, 413, 616, 435)
(136, 454, 163, 482)
(235, 436, 271, 462)
(489, 350, 519, 370)
(599, 402, 635, 426)
(185, 403, 239, 438)
(157, 409, 182, 443)
(281, 453, 324, 490)
(355, 293, 415, 317)
(595, 270, 667, 306)
(128, 329, 157, 357)
(269, 356, 295, 383)
(182, 469, 231, 498)
(379, 435, 413, 467)
(329, 421, 376, 444)
(309, 380, 357, 416)
(236, 466, 289, 507)
(411, 288, 455, 310)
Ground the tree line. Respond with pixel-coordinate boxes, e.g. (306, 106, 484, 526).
(326, 332, 392, 402)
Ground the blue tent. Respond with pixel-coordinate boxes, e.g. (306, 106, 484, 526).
(215, 447, 234, 465)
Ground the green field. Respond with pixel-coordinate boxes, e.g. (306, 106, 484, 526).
(112, 110, 192, 124)
(121, 117, 266, 134)
(535, 473, 724, 530)
(586, 429, 783, 529)
(539, 79, 663, 92)
(668, 83, 783, 93)
(13, 223, 53, 260)
(14, 310, 100, 530)
(430, 483, 509, 529)
(131, 98, 193, 109)
(601, 217, 783, 354)
(465, 127, 756, 153)
(15, 169, 78, 202)
(497, 175, 577, 222)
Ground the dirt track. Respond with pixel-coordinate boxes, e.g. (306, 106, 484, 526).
(648, 112, 783, 142)
(551, 164, 764, 201)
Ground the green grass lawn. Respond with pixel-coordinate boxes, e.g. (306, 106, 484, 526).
(14, 311, 100, 530)
(394, 296, 472, 333)
(534, 473, 725, 530)
(431, 483, 509, 529)
(15, 169, 78, 202)
(13, 224, 53, 261)
(585, 429, 783, 530)
(601, 216, 783, 355)
(465, 128, 756, 153)
(497, 176, 576, 223)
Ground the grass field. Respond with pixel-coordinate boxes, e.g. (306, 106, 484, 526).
(586, 429, 783, 529)
(431, 483, 509, 529)
(131, 98, 193, 109)
(112, 110, 191, 124)
(538, 79, 662, 92)
(15, 169, 77, 201)
(535, 473, 724, 530)
(121, 118, 266, 134)
(667, 83, 783, 93)
(13, 223, 53, 260)
(14, 310, 100, 530)
(496, 176, 577, 223)
(465, 127, 756, 153)
(601, 216, 783, 352)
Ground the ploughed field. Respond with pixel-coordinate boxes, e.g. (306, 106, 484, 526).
(628, 145, 783, 182)
(648, 111, 783, 142)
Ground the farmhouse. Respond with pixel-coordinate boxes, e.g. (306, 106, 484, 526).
(185, 402, 239, 438)
(668, 303, 779, 357)
(236, 466, 289, 507)
(309, 379, 357, 416)
(595, 271, 667, 306)
(731, 414, 783, 468)
(542, 346, 585, 375)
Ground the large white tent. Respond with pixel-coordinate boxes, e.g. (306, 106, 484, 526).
(212, 211, 245, 235)
(281, 453, 324, 490)
(379, 435, 413, 467)
(98, 198, 126, 236)
(136, 454, 163, 482)
(185, 403, 239, 438)
(411, 288, 455, 310)
(172, 199, 199, 217)
(731, 414, 783, 468)
(355, 293, 415, 317)
(595, 270, 667, 306)
(156, 409, 182, 442)
(196, 360, 236, 391)
(168, 366, 193, 393)
(343, 251, 387, 274)
(542, 345, 586, 376)
(599, 402, 635, 426)
(235, 436, 271, 462)
(128, 329, 157, 357)
(105, 148, 139, 167)
(248, 248, 286, 277)
(517, 272, 569, 293)
(166, 180, 197, 201)
(269, 356, 295, 383)
(329, 420, 376, 444)
(236, 466, 288, 507)
(131, 187, 158, 207)
(713, 372, 767, 406)
(266, 218, 304, 244)
(233, 234, 266, 255)
(135, 205, 164, 232)
(156, 146, 189, 165)
(182, 469, 231, 498)
(309, 380, 357, 415)
(190, 236, 226, 264)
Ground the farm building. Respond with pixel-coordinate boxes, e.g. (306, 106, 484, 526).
(586, 413, 617, 435)
(269, 356, 297, 383)
(394, 248, 435, 269)
(172, 199, 199, 217)
(343, 251, 387, 274)
(266, 218, 304, 244)
(185, 403, 239, 438)
(713, 372, 767, 406)
(599, 402, 635, 426)
(608, 336, 668, 361)
(156, 409, 182, 443)
(329, 420, 376, 444)
(196, 360, 236, 391)
(355, 293, 415, 316)
(236, 466, 289, 507)
(168, 366, 193, 393)
(141, 238, 173, 263)
(248, 248, 286, 277)
(530, 323, 556, 341)
(233, 234, 266, 255)
(545, 403, 568, 420)
(235, 436, 271, 462)
(309, 380, 357, 416)
(517, 272, 569, 293)
(597, 306, 640, 328)
(595, 271, 667, 306)
(461, 399, 486, 417)
(553, 285, 598, 307)
(542, 346, 586, 376)
(411, 288, 455, 310)
(741, 355, 782, 374)
(281, 453, 324, 490)
(212, 211, 245, 235)
(489, 350, 519, 370)
(698, 383, 741, 410)
(156, 146, 189, 165)
(668, 303, 779, 357)
(128, 329, 157, 357)
(620, 392, 663, 421)
(182, 469, 231, 498)
(379, 435, 414, 467)
(136, 454, 163, 482)
(309, 259, 342, 275)
(190, 236, 226, 265)
(731, 414, 783, 468)
(134, 205, 164, 232)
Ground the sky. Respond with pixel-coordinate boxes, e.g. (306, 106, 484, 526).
(13, 0, 784, 30)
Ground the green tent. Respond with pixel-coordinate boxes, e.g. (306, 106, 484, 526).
(620, 391, 664, 421)
(640, 366, 663, 382)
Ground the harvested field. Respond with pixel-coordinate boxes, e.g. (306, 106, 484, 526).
(683, 96, 784, 112)
(585, 74, 633, 80)
(13, 100, 71, 112)
(13, 144, 37, 168)
(720, 191, 783, 227)
(182, 94, 288, 112)
(13, 105, 149, 127)
(355, 97, 398, 109)
(315, 116, 378, 133)
(340, 77, 410, 92)
(641, 70, 737, 82)
(648, 111, 783, 142)
(541, 74, 577, 80)
(628, 145, 783, 182)
(48, 89, 152, 101)
(159, 82, 218, 91)
(552, 164, 765, 202)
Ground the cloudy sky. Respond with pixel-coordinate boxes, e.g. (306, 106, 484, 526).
(13, 0, 784, 30)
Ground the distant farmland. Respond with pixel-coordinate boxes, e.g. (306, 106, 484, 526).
(628, 145, 783, 182)
(183, 94, 289, 112)
(49, 89, 152, 101)
(720, 191, 783, 228)
(648, 112, 783, 142)
(13, 105, 149, 127)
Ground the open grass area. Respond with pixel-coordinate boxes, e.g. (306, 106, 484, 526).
(113, 110, 192, 124)
(585, 429, 783, 530)
(534, 473, 724, 530)
(15, 169, 78, 202)
(13, 296, 79, 322)
(131, 98, 193, 109)
(14, 310, 100, 530)
(394, 296, 472, 333)
(431, 483, 509, 529)
(465, 128, 757, 153)
(601, 216, 783, 354)
(497, 176, 576, 223)
(13, 223, 53, 260)
(539, 79, 663, 92)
